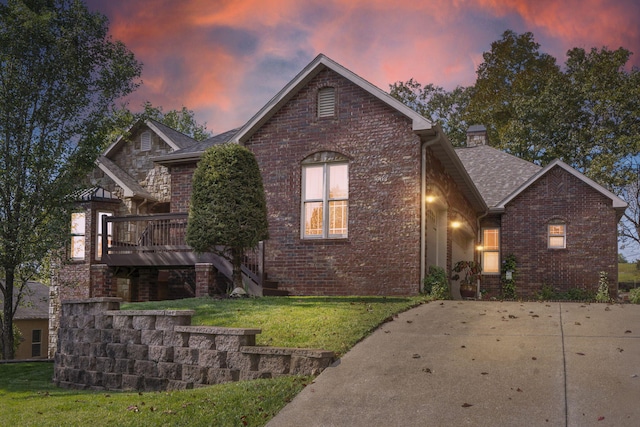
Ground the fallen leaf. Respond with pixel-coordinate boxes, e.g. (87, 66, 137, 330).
(605, 307, 611, 311)
(462, 403, 473, 408)
(531, 314, 539, 318)
(598, 416, 605, 421)
(481, 372, 489, 375)
(532, 357, 537, 360)
(422, 368, 432, 373)
(576, 352, 585, 356)
(625, 330, 632, 334)
(127, 405, 139, 412)
(517, 388, 523, 392)
(617, 348, 624, 352)
(575, 322, 581, 325)
(509, 314, 518, 319)
(461, 345, 466, 348)
(412, 354, 421, 359)
(406, 320, 413, 324)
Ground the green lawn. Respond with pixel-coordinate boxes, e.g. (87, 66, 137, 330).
(0, 296, 428, 427)
(618, 263, 640, 286)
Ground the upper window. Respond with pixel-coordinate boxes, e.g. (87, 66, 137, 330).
(70, 212, 86, 260)
(548, 223, 566, 249)
(96, 211, 113, 260)
(141, 131, 151, 151)
(317, 87, 336, 118)
(481, 228, 500, 274)
(302, 152, 348, 239)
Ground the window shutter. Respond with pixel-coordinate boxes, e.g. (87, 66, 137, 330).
(318, 87, 335, 118)
(141, 131, 151, 151)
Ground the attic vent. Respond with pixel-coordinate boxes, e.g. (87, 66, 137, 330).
(141, 131, 151, 151)
(318, 87, 336, 118)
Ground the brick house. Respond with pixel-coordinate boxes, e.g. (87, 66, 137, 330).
(55, 54, 626, 303)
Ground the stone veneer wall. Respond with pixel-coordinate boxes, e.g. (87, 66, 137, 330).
(54, 299, 334, 391)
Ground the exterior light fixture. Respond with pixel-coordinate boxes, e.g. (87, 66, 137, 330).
(451, 221, 461, 229)
(425, 195, 435, 203)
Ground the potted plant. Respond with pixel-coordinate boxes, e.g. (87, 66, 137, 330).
(452, 260, 481, 299)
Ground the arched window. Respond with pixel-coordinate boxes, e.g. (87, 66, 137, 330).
(301, 152, 348, 239)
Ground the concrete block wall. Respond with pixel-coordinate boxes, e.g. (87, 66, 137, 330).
(53, 298, 334, 391)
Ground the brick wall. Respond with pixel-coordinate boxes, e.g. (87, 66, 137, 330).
(54, 299, 334, 391)
(245, 68, 423, 295)
(169, 164, 196, 213)
(494, 166, 619, 298)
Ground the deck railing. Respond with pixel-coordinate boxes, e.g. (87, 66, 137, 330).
(101, 213, 264, 286)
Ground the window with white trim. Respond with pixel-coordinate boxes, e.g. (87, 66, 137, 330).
(481, 228, 500, 274)
(96, 211, 113, 260)
(317, 87, 336, 118)
(302, 152, 348, 239)
(70, 212, 86, 260)
(548, 223, 566, 249)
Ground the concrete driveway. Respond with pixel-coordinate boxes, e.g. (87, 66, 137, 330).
(268, 301, 640, 427)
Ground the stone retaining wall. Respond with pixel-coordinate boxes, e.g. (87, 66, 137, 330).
(53, 298, 334, 391)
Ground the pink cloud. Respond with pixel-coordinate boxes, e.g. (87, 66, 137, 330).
(90, 0, 640, 133)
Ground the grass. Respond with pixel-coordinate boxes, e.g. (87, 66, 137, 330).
(618, 263, 640, 285)
(0, 362, 310, 426)
(122, 295, 427, 357)
(1, 295, 427, 426)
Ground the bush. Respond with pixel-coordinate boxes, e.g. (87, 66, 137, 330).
(595, 271, 611, 302)
(423, 266, 449, 299)
(629, 288, 640, 304)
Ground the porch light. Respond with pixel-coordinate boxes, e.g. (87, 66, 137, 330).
(451, 221, 461, 229)
(425, 194, 436, 203)
(476, 245, 484, 251)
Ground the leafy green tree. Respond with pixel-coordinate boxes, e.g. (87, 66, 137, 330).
(389, 80, 472, 145)
(391, 29, 640, 192)
(186, 144, 268, 290)
(0, 0, 141, 359)
(111, 101, 212, 142)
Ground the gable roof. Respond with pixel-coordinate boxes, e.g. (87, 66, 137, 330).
(496, 159, 627, 212)
(96, 156, 157, 201)
(103, 119, 197, 159)
(153, 128, 240, 165)
(455, 145, 542, 208)
(0, 281, 49, 320)
(231, 54, 434, 144)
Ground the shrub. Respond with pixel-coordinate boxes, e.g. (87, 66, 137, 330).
(595, 271, 611, 302)
(629, 288, 640, 304)
(423, 266, 449, 299)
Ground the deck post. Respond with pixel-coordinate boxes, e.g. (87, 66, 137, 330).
(195, 263, 216, 297)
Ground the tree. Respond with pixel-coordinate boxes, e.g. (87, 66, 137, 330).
(186, 143, 268, 290)
(389, 80, 472, 145)
(111, 101, 212, 143)
(0, 0, 141, 359)
(619, 164, 640, 256)
(391, 29, 640, 191)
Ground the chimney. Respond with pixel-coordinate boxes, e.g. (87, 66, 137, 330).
(466, 125, 488, 147)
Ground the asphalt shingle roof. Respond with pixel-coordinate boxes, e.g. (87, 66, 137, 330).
(97, 156, 157, 201)
(0, 281, 49, 320)
(147, 119, 198, 149)
(455, 145, 542, 208)
(167, 128, 240, 156)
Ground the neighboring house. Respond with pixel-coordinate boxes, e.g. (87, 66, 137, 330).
(55, 54, 626, 303)
(0, 281, 50, 360)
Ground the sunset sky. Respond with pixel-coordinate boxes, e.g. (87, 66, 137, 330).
(89, 0, 640, 135)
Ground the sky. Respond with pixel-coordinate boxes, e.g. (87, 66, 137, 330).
(87, 0, 640, 135)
